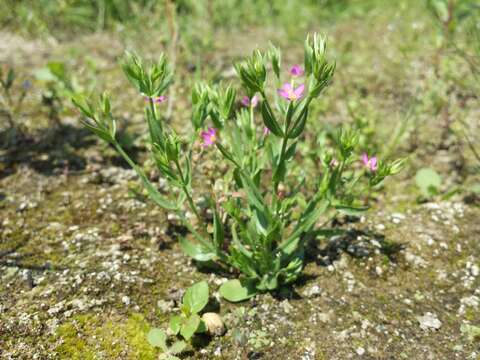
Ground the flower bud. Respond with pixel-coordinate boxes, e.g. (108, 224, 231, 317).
(304, 33, 335, 97)
(165, 133, 180, 162)
(267, 44, 281, 79)
(234, 50, 266, 93)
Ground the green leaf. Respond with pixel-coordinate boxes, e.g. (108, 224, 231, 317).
(260, 101, 283, 136)
(34, 68, 56, 81)
(169, 315, 182, 335)
(213, 209, 224, 249)
(146, 106, 164, 147)
(280, 199, 329, 254)
(147, 328, 167, 351)
(47, 61, 67, 80)
(288, 108, 308, 139)
(6, 68, 15, 89)
(471, 183, 480, 194)
(80, 120, 114, 143)
(415, 168, 442, 197)
(179, 237, 215, 262)
(216, 143, 238, 166)
(258, 273, 278, 291)
(168, 341, 187, 355)
(253, 208, 269, 236)
(334, 204, 369, 216)
(284, 142, 297, 160)
(219, 279, 257, 302)
(180, 314, 201, 340)
(273, 160, 286, 184)
(196, 319, 207, 333)
(183, 281, 209, 314)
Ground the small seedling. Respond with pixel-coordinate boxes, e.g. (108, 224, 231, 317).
(169, 281, 209, 340)
(147, 281, 213, 357)
(147, 328, 186, 360)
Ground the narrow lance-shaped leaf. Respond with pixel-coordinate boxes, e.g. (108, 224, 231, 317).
(213, 209, 224, 249)
(260, 101, 283, 136)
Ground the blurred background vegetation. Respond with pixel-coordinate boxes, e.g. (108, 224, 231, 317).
(0, 0, 479, 200)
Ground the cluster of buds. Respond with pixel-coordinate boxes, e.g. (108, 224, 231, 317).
(72, 92, 116, 143)
(191, 83, 236, 130)
(122, 51, 173, 99)
(304, 34, 336, 98)
(234, 50, 267, 94)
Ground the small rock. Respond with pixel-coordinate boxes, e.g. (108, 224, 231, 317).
(405, 251, 427, 268)
(317, 312, 331, 323)
(303, 285, 323, 298)
(470, 264, 479, 277)
(280, 300, 293, 314)
(202, 313, 226, 336)
(417, 312, 442, 330)
(356, 347, 365, 356)
(121, 296, 131, 306)
(157, 299, 174, 313)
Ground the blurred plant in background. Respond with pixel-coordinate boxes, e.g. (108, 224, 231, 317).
(425, 0, 479, 147)
(425, 0, 480, 196)
(0, 66, 32, 145)
(34, 61, 86, 125)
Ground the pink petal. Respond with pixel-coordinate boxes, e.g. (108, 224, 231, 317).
(278, 89, 289, 99)
(241, 96, 250, 107)
(361, 153, 369, 166)
(294, 84, 305, 98)
(282, 83, 293, 92)
(251, 95, 259, 107)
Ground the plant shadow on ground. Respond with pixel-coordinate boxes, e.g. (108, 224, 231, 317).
(169, 216, 405, 302)
(270, 225, 406, 300)
(306, 227, 405, 267)
(0, 123, 143, 179)
(0, 124, 92, 179)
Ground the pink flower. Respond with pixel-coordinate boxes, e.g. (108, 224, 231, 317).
(241, 95, 259, 108)
(290, 64, 304, 77)
(201, 127, 217, 147)
(278, 83, 305, 101)
(361, 153, 378, 172)
(263, 127, 270, 136)
(145, 95, 167, 103)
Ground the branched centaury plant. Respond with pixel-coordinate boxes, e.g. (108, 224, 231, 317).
(73, 34, 405, 301)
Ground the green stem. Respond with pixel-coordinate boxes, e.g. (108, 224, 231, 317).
(148, 97, 163, 134)
(115, 141, 217, 252)
(173, 158, 205, 230)
(273, 116, 291, 194)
